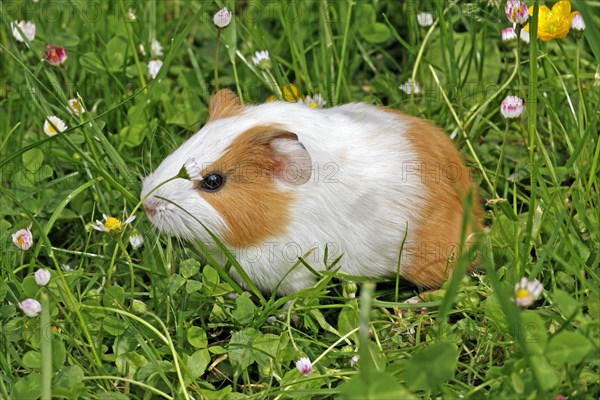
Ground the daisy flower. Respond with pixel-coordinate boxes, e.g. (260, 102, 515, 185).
(92, 214, 136, 233)
(148, 60, 163, 79)
(67, 98, 85, 116)
(502, 27, 517, 42)
(213, 7, 233, 28)
(129, 232, 144, 250)
(12, 228, 33, 250)
(399, 78, 421, 95)
(506, 0, 529, 25)
(151, 39, 163, 57)
(252, 50, 272, 70)
(302, 94, 326, 108)
(177, 158, 203, 181)
(417, 12, 434, 27)
(11, 20, 36, 43)
(19, 299, 42, 317)
(571, 12, 585, 32)
(43, 116, 68, 136)
(127, 8, 137, 21)
(34, 269, 51, 286)
(515, 277, 543, 307)
(45, 45, 68, 65)
(500, 96, 524, 119)
(296, 357, 313, 376)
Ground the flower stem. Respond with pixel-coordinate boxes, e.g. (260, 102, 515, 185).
(214, 30, 221, 90)
(526, 1, 539, 246)
(119, 0, 147, 93)
(334, 0, 354, 105)
(40, 291, 52, 400)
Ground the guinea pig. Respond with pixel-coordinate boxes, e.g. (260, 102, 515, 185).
(141, 89, 483, 296)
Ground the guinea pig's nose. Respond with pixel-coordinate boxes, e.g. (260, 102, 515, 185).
(143, 202, 156, 217)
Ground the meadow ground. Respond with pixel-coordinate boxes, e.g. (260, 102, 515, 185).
(0, 0, 599, 399)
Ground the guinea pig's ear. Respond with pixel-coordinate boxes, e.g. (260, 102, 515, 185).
(267, 131, 312, 186)
(208, 89, 243, 121)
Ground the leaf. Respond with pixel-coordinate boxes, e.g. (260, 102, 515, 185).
(187, 349, 211, 379)
(229, 328, 259, 371)
(102, 316, 128, 336)
(363, 340, 387, 373)
(102, 285, 125, 308)
(136, 360, 173, 381)
(253, 334, 281, 365)
(340, 371, 414, 400)
(186, 280, 203, 294)
(530, 355, 559, 391)
(79, 52, 105, 74)
(553, 289, 581, 319)
(232, 292, 257, 325)
(187, 326, 208, 349)
(202, 265, 221, 293)
(22, 275, 40, 298)
(54, 365, 85, 388)
(167, 274, 186, 295)
(338, 302, 359, 338)
(0, 282, 8, 302)
(33, 165, 53, 183)
(401, 343, 460, 391)
(11, 373, 41, 400)
(519, 311, 547, 355)
(52, 31, 80, 47)
(22, 148, 43, 172)
(22, 351, 42, 368)
(106, 36, 128, 71)
(209, 346, 228, 355)
(356, 4, 390, 43)
(546, 331, 593, 365)
(97, 392, 130, 400)
(180, 259, 201, 279)
(52, 339, 67, 370)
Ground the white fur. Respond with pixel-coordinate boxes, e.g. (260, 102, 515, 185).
(141, 101, 427, 295)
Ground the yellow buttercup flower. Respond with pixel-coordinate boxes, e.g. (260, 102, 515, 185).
(524, 0, 578, 41)
(283, 84, 300, 102)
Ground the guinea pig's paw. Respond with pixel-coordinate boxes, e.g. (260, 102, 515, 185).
(404, 295, 424, 304)
(404, 293, 430, 314)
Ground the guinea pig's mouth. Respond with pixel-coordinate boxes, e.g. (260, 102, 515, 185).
(142, 196, 198, 240)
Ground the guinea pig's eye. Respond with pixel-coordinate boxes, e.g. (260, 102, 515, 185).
(200, 173, 225, 192)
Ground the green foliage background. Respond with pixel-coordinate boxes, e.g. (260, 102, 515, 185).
(0, 0, 598, 399)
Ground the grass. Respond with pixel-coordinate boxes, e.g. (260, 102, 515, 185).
(1, 0, 599, 398)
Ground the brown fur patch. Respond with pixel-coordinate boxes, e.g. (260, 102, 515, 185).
(208, 89, 245, 121)
(380, 107, 483, 288)
(199, 125, 294, 247)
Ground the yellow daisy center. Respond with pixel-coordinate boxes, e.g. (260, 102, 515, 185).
(17, 236, 25, 246)
(48, 124, 57, 134)
(516, 288, 530, 299)
(105, 217, 123, 231)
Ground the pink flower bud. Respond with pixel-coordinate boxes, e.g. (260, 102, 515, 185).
(502, 27, 517, 42)
(19, 299, 42, 317)
(296, 357, 313, 376)
(501, 96, 524, 119)
(35, 269, 51, 286)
